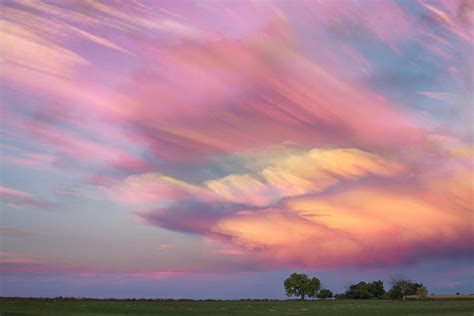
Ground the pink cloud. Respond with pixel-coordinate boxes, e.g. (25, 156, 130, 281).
(113, 31, 421, 161)
(2, 0, 469, 171)
(27, 120, 149, 172)
(109, 173, 212, 205)
(132, 148, 473, 269)
(302, 0, 413, 52)
(158, 244, 175, 251)
(211, 248, 245, 256)
(0, 145, 56, 171)
(0, 228, 31, 237)
(0, 186, 54, 209)
(0, 251, 215, 278)
(0, 252, 44, 265)
(1, 0, 440, 178)
(417, 91, 457, 101)
(1, 0, 472, 277)
(110, 147, 404, 208)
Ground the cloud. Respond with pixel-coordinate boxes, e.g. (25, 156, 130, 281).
(111, 147, 403, 208)
(0, 228, 32, 237)
(211, 184, 473, 268)
(127, 146, 473, 268)
(115, 33, 421, 163)
(0, 145, 56, 171)
(202, 148, 404, 206)
(0, 250, 190, 277)
(1, 0, 473, 277)
(109, 173, 210, 205)
(259, 148, 403, 198)
(2, 0, 470, 175)
(0, 186, 54, 209)
(205, 174, 280, 207)
(158, 244, 175, 251)
(0, 252, 44, 265)
(2, 0, 448, 181)
(211, 248, 245, 256)
(138, 201, 238, 235)
(417, 91, 457, 101)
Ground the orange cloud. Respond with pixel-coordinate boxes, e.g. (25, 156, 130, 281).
(205, 174, 279, 207)
(112, 147, 403, 207)
(211, 179, 473, 267)
(205, 148, 403, 206)
(261, 148, 403, 197)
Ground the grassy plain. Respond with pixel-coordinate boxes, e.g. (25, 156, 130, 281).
(0, 298, 473, 316)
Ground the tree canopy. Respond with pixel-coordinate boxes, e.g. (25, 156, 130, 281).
(416, 286, 428, 298)
(387, 276, 424, 299)
(284, 273, 321, 300)
(344, 280, 385, 299)
(317, 289, 333, 299)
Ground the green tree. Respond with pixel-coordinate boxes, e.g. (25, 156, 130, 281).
(345, 282, 374, 299)
(284, 273, 321, 300)
(317, 289, 333, 299)
(345, 280, 385, 299)
(367, 280, 385, 298)
(387, 288, 403, 300)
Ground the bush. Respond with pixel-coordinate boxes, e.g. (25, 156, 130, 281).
(317, 289, 333, 299)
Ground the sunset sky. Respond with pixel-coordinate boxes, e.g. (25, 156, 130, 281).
(0, 0, 473, 298)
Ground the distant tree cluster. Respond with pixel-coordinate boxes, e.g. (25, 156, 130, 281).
(284, 273, 428, 300)
(283, 273, 334, 300)
(344, 280, 385, 299)
(386, 276, 426, 299)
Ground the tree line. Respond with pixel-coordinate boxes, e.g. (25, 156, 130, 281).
(284, 273, 428, 300)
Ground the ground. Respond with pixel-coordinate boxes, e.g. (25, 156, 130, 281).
(1, 298, 474, 315)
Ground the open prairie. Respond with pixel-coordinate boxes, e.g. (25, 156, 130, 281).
(1, 298, 473, 316)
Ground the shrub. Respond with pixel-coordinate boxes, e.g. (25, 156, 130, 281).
(317, 289, 333, 299)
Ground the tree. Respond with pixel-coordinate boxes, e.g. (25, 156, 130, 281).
(367, 280, 385, 298)
(416, 286, 428, 299)
(344, 280, 385, 299)
(390, 276, 411, 297)
(317, 289, 333, 299)
(284, 273, 321, 300)
(387, 275, 424, 299)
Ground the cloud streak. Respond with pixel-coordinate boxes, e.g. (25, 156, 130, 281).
(1, 0, 472, 287)
(0, 186, 54, 209)
(112, 144, 472, 268)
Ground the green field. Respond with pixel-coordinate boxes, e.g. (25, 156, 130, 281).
(1, 298, 473, 316)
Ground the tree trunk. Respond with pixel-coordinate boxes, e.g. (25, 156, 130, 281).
(300, 294, 305, 301)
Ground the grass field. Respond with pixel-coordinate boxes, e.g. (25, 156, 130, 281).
(1, 298, 473, 316)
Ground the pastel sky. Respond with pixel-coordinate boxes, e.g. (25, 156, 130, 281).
(1, 0, 473, 298)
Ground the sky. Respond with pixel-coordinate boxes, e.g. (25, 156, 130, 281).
(0, 0, 473, 298)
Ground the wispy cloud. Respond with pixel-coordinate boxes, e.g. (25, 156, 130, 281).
(0, 186, 55, 209)
(0, 0, 472, 289)
(0, 228, 32, 237)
